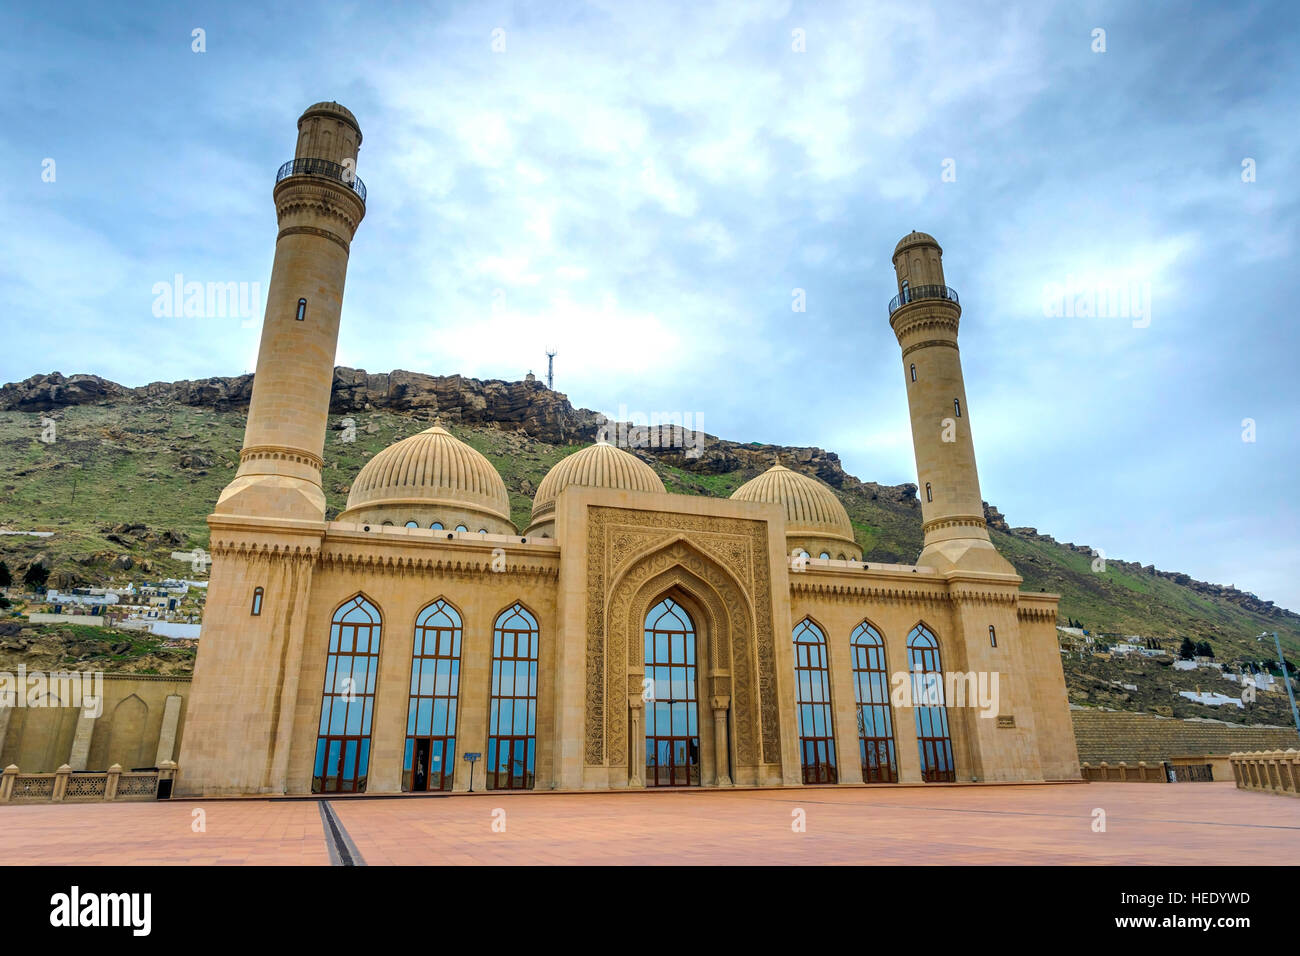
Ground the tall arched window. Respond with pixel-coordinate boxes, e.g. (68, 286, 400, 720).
(487, 603, 539, 790)
(312, 595, 382, 793)
(925, 482, 933, 502)
(250, 586, 263, 616)
(910, 363, 917, 382)
(295, 297, 307, 321)
(908, 625, 955, 782)
(851, 622, 897, 783)
(793, 618, 837, 784)
(403, 599, 462, 792)
(989, 625, 997, 648)
(954, 397, 962, 417)
(644, 597, 700, 787)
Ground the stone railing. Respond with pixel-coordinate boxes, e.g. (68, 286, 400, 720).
(0, 761, 178, 803)
(1230, 750, 1300, 796)
(1080, 761, 1167, 782)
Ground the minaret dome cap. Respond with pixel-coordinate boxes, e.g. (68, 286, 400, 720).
(893, 230, 941, 257)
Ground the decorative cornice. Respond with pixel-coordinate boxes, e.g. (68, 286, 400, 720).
(238, 444, 324, 472)
(921, 514, 987, 535)
(901, 338, 960, 359)
(277, 224, 350, 253)
(315, 549, 559, 579)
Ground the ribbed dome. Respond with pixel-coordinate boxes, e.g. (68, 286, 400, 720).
(731, 464, 854, 541)
(302, 101, 359, 125)
(894, 230, 940, 255)
(341, 425, 510, 523)
(530, 441, 665, 526)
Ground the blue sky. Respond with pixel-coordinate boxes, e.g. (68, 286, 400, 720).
(4, 0, 1299, 611)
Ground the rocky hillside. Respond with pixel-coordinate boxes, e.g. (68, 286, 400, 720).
(2, 369, 1297, 677)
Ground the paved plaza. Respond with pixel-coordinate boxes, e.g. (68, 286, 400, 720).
(4, 782, 1297, 865)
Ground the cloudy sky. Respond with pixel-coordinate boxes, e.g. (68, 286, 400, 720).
(4, 0, 1298, 610)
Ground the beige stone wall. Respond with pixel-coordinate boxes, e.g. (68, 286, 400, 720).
(1, 674, 189, 773)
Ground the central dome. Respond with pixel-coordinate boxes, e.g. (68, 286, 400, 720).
(731, 464, 861, 559)
(339, 424, 514, 533)
(527, 441, 665, 536)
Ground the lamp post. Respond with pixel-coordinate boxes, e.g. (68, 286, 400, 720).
(1258, 632, 1300, 739)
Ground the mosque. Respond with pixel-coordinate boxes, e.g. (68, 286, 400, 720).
(176, 103, 1080, 795)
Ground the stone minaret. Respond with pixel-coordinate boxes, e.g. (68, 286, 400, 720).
(215, 101, 367, 522)
(181, 103, 365, 797)
(890, 231, 1012, 575)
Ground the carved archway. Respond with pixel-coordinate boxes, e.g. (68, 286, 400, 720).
(604, 540, 762, 780)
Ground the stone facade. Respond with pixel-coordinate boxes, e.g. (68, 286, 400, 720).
(174, 104, 1082, 796)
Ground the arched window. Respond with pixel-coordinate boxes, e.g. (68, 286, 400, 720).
(430, 522, 443, 530)
(954, 398, 962, 417)
(404, 520, 419, 528)
(851, 622, 897, 783)
(382, 520, 393, 526)
(312, 595, 382, 793)
(793, 618, 837, 784)
(901, 278, 910, 302)
(925, 482, 933, 502)
(455, 524, 469, 533)
(644, 597, 700, 787)
(403, 599, 462, 792)
(989, 625, 997, 648)
(910, 363, 917, 382)
(478, 529, 488, 535)
(250, 586, 263, 616)
(908, 625, 955, 782)
(487, 603, 539, 790)
(295, 298, 307, 321)
(819, 551, 831, 560)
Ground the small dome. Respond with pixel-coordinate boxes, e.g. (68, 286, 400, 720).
(894, 230, 940, 256)
(529, 441, 665, 529)
(302, 101, 359, 125)
(731, 464, 855, 543)
(339, 425, 510, 528)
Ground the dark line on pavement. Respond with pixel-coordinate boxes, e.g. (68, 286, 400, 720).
(319, 799, 366, 866)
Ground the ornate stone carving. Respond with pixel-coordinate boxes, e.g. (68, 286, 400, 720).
(584, 508, 779, 767)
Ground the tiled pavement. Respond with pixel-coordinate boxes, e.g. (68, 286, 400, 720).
(3, 782, 1297, 865)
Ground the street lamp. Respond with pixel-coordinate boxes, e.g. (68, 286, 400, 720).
(1258, 632, 1300, 739)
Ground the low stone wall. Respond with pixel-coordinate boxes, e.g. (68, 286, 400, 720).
(1230, 750, 1300, 796)
(0, 761, 177, 803)
(1080, 761, 1167, 782)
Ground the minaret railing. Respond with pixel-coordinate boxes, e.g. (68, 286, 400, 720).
(888, 284, 959, 315)
(276, 158, 367, 202)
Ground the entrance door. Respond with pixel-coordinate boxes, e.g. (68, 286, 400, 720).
(647, 735, 701, 787)
(490, 736, 534, 790)
(316, 735, 369, 793)
(410, 737, 455, 792)
(412, 739, 431, 792)
(644, 598, 701, 788)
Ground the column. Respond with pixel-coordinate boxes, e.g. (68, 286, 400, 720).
(628, 698, 645, 788)
(154, 694, 183, 765)
(68, 709, 97, 771)
(711, 696, 732, 787)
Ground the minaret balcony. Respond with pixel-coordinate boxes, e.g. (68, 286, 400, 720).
(888, 284, 959, 315)
(276, 158, 367, 203)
